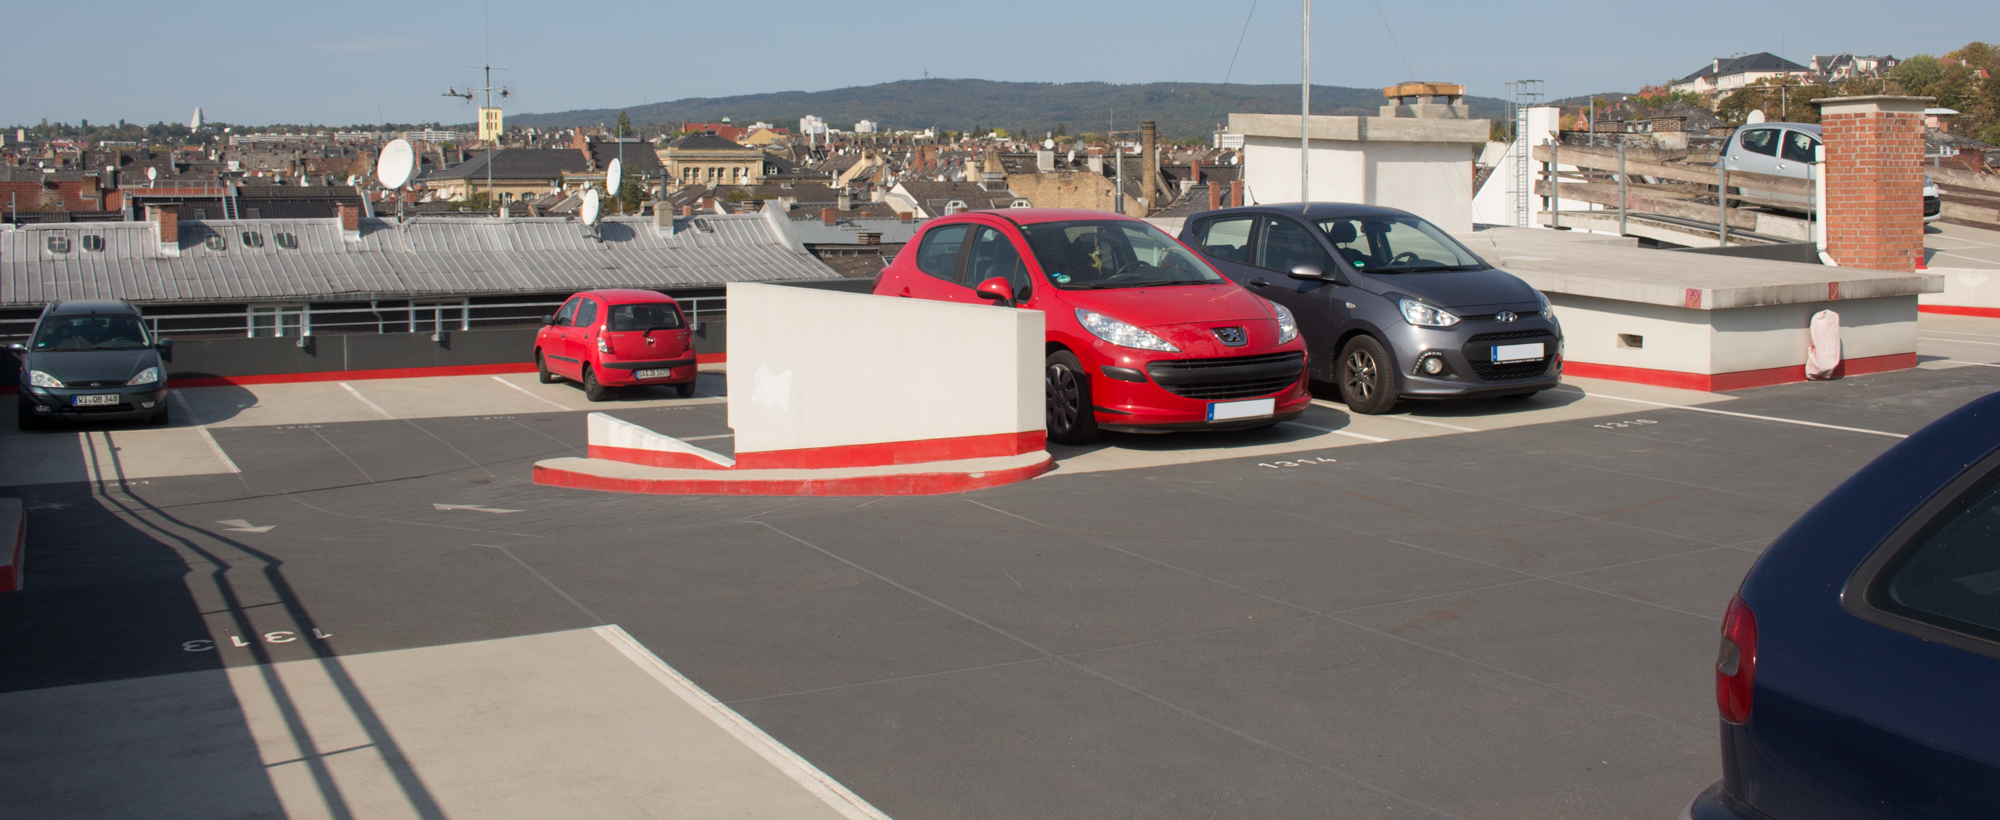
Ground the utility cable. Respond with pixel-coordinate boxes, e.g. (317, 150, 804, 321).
(1222, 0, 1259, 85)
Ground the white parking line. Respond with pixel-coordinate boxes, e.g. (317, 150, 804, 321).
(1920, 328, 2000, 340)
(1920, 336, 2000, 347)
(490, 375, 575, 411)
(1282, 421, 1391, 442)
(1569, 389, 1907, 439)
(171, 389, 241, 474)
(337, 382, 395, 419)
(1309, 399, 1478, 433)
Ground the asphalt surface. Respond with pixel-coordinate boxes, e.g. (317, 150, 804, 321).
(2, 355, 1997, 819)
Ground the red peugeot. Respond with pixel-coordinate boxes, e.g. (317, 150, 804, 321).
(873, 208, 1309, 444)
(534, 289, 698, 401)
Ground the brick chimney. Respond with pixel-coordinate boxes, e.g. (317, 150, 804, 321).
(147, 202, 180, 255)
(336, 201, 361, 233)
(1141, 121, 1159, 213)
(700, 195, 715, 212)
(822, 208, 838, 225)
(1188, 156, 1201, 187)
(897, 211, 913, 222)
(1208, 180, 1221, 211)
(681, 205, 693, 217)
(1230, 180, 1244, 208)
(1813, 95, 1930, 272)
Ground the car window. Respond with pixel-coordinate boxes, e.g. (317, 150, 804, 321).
(553, 298, 580, 327)
(1317, 215, 1484, 273)
(32, 314, 151, 351)
(1195, 216, 1256, 263)
(1780, 131, 1819, 164)
(916, 224, 970, 282)
(1017, 220, 1225, 289)
(966, 226, 1032, 301)
(1257, 217, 1337, 276)
(1869, 467, 2000, 644)
(1739, 128, 1779, 157)
(574, 298, 600, 328)
(608, 302, 682, 332)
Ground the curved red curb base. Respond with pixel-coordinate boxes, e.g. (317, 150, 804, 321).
(533, 454, 1054, 497)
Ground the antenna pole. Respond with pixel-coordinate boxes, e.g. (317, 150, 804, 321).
(1301, 0, 1310, 204)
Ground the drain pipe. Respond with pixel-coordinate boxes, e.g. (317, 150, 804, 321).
(1814, 145, 1838, 267)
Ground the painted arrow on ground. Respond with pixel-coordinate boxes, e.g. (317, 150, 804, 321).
(432, 504, 523, 514)
(216, 519, 276, 533)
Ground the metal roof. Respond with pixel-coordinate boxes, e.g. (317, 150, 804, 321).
(1, 212, 837, 306)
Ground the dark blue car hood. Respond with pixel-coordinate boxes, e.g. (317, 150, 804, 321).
(24, 348, 157, 387)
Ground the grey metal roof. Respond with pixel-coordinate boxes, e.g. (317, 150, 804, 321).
(2, 212, 837, 306)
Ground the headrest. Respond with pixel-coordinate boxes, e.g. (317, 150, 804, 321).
(1327, 221, 1357, 243)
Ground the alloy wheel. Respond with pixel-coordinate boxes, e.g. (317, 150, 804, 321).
(1345, 350, 1378, 401)
(1046, 364, 1081, 433)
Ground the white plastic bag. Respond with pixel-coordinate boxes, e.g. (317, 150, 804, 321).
(1805, 309, 1841, 380)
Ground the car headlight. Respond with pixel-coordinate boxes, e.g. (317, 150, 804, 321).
(1536, 292, 1556, 320)
(28, 370, 63, 388)
(1271, 302, 1299, 344)
(126, 367, 161, 386)
(1397, 297, 1460, 328)
(1075, 309, 1179, 352)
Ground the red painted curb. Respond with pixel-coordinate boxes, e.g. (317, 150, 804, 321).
(589, 444, 732, 470)
(533, 456, 1054, 497)
(733, 431, 1047, 470)
(1564, 352, 1917, 392)
(1919, 305, 2000, 319)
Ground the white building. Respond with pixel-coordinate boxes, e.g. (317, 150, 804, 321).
(854, 120, 878, 134)
(799, 116, 828, 143)
(1668, 53, 1814, 98)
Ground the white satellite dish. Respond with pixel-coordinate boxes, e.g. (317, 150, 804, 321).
(146, 166, 158, 181)
(376, 138, 416, 189)
(1745, 109, 1767, 124)
(347, 174, 360, 187)
(1043, 138, 1055, 150)
(1066, 149, 1076, 164)
(580, 188, 602, 227)
(605, 157, 622, 196)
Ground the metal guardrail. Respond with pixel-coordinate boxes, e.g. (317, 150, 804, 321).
(0, 296, 723, 342)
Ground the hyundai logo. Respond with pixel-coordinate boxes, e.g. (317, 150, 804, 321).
(1495, 311, 1518, 323)
(1212, 326, 1247, 347)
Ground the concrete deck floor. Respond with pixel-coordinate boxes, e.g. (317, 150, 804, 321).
(2, 318, 1998, 819)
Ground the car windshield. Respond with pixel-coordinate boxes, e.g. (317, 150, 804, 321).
(31, 314, 151, 351)
(1318, 215, 1486, 273)
(608, 302, 682, 332)
(1017, 220, 1226, 289)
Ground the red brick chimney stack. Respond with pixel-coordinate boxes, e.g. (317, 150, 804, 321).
(148, 202, 180, 244)
(1813, 95, 1930, 273)
(335, 201, 361, 233)
(822, 208, 838, 225)
(1229, 180, 1244, 208)
(1209, 179, 1222, 211)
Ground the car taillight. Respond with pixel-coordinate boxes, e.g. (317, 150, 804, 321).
(598, 324, 611, 354)
(1716, 594, 1758, 724)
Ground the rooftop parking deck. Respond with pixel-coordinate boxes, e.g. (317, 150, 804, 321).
(3, 317, 1999, 819)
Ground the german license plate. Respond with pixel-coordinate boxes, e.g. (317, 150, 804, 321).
(1208, 397, 1275, 421)
(73, 394, 119, 407)
(1492, 343, 1544, 363)
(634, 369, 674, 380)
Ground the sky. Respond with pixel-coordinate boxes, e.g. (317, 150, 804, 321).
(4, 0, 1990, 127)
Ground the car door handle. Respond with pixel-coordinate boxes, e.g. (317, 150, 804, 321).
(1246, 278, 1269, 288)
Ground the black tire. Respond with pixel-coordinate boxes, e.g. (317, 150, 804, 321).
(1337, 336, 1398, 415)
(583, 366, 609, 402)
(149, 402, 170, 425)
(675, 381, 697, 398)
(536, 350, 557, 384)
(17, 399, 42, 432)
(1045, 350, 1100, 445)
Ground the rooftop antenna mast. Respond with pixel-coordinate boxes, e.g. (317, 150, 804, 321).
(443, 64, 510, 216)
(1301, 0, 1310, 207)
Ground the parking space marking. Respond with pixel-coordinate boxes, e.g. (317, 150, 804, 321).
(1921, 335, 2000, 347)
(681, 434, 733, 442)
(1309, 399, 1478, 433)
(490, 376, 575, 411)
(1566, 388, 1908, 439)
(1922, 328, 2000, 340)
(171, 389, 242, 474)
(337, 382, 396, 419)
(1281, 421, 1390, 443)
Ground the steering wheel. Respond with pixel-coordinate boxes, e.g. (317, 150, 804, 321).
(1105, 261, 1152, 281)
(1388, 251, 1422, 266)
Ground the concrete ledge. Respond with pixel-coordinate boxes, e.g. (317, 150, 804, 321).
(1566, 352, 1915, 392)
(533, 451, 1055, 496)
(0, 497, 21, 593)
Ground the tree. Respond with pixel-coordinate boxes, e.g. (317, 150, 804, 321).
(1053, 122, 1067, 138)
(1716, 77, 1831, 124)
(616, 110, 632, 138)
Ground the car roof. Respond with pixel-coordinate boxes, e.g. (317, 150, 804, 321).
(46, 300, 138, 316)
(576, 289, 675, 303)
(1741, 122, 1821, 135)
(936, 208, 1150, 227)
(1184, 202, 1419, 223)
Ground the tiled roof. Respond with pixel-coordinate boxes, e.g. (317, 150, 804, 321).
(421, 149, 588, 182)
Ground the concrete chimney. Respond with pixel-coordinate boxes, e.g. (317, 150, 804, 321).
(1713, 58, 1722, 75)
(837, 191, 852, 211)
(1086, 146, 1104, 175)
(1141, 121, 1159, 214)
(1036, 149, 1054, 172)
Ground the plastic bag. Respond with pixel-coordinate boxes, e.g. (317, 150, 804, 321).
(1805, 309, 1841, 380)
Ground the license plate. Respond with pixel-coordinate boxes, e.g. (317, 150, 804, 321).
(73, 394, 119, 407)
(1492, 343, 1544, 363)
(1208, 397, 1275, 421)
(634, 369, 675, 380)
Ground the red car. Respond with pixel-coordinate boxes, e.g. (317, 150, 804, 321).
(535, 289, 698, 401)
(873, 209, 1309, 444)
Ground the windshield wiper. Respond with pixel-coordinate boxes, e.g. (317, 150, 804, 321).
(1385, 265, 1484, 274)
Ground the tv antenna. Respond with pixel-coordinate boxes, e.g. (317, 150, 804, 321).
(444, 64, 510, 215)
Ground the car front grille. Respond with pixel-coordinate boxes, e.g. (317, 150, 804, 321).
(1463, 330, 1556, 382)
(1146, 351, 1305, 400)
(1925, 196, 1942, 217)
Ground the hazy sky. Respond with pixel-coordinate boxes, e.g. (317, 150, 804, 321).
(5, 0, 1988, 127)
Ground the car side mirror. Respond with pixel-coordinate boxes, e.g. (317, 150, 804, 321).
(1287, 263, 1325, 281)
(7, 342, 25, 355)
(540, 315, 555, 325)
(974, 276, 1014, 306)
(155, 338, 175, 350)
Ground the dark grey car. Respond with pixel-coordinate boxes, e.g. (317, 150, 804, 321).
(1181, 203, 1561, 414)
(11, 300, 174, 430)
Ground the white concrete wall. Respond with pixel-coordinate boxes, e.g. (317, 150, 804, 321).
(1919, 268, 2000, 310)
(725, 282, 1043, 454)
(1242, 136, 1476, 231)
(1551, 292, 1919, 375)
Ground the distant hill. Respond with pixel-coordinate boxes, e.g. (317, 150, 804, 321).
(511, 79, 1507, 139)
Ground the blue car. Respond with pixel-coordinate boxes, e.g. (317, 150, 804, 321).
(1687, 392, 2000, 818)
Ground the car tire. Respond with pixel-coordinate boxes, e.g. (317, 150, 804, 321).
(1337, 336, 1398, 415)
(536, 351, 557, 384)
(675, 381, 697, 398)
(583, 366, 609, 402)
(149, 402, 170, 425)
(1045, 350, 1100, 445)
(17, 399, 42, 432)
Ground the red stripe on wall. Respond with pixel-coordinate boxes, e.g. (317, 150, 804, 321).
(1563, 352, 1916, 392)
(588, 444, 732, 470)
(534, 457, 1053, 497)
(1, 511, 23, 593)
(1919, 305, 2000, 319)
(732, 430, 1047, 470)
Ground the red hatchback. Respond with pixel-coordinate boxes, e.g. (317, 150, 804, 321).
(873, 209, 1310, 444)
(534, 289, 698, 402)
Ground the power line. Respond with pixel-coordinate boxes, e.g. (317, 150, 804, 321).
(1223, 0, 1259, 85)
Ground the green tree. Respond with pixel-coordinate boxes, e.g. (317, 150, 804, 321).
(1716, 77, 1831, 124)
(1053, 122, 1067, 138)
(1891, 55, 1945, 99)
(616, 110, 632, 138)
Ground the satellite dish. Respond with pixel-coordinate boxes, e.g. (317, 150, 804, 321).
(146, 167, 158, 181)
(605, 157, 622, 196)
(1745, 109, 1767, 124)
(1043, 138, 1055, 150)
(1066, 149, 1076, 164)
(347, 174, 360, 187)
(376, 138, 416, 189)
(580, 188, 602, 227)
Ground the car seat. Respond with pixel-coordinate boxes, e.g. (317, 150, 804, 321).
(1326, 220, 1369, 267)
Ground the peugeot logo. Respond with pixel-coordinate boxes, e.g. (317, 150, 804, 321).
(1213, 326, 1247, 347)
(1495, 311, 1519, 324)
